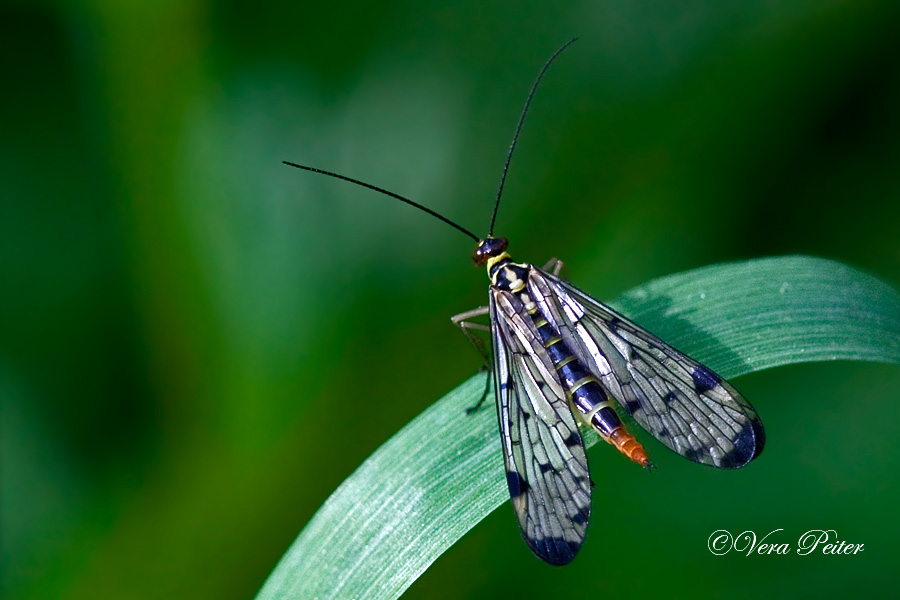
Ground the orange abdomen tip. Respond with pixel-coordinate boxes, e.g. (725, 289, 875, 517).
(608, 426, 653, 469)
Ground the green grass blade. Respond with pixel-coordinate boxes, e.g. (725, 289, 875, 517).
(255, 256, 900, 600)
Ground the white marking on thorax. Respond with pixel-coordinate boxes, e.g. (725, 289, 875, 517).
(503, 267, 526, 293)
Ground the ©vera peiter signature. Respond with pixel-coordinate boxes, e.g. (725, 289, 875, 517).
(708, 529, 864, 556)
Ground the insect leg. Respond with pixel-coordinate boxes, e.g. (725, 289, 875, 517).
(541, 257, 564, 276)
(451, 306, 493, 413)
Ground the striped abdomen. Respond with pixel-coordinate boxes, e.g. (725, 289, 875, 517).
(520, 288, 651, 468)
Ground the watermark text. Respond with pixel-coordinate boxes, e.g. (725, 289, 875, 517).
(707, 529, 864, 556)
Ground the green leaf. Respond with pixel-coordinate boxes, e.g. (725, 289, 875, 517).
(255, 256, 900, 600)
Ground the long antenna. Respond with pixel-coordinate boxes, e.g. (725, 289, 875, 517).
(488, 36, 580, 237)
(282, 161, 480, 241)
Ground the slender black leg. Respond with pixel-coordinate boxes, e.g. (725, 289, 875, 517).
(451, 306, 493, 413)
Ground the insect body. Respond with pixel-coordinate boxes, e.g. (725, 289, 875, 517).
(480, 238, 650, 473)
(463, 235, 764, 564)
(284, 37, 764, 567)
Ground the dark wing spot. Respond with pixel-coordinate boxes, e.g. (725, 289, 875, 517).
(608, 317, 622, 332)
(682, 448, 700, 463)
(564, 432, 581, 448)
(521, 411, 531, 421)
(527, 536, 581, 566)
(664, 391, 678, 405)
(717, 419, 766, 468)
(717, 450, 742, 469)
(624, 399, 641, 415)
(506, 470, 529, 498)
(539, 462, 554, 473)
(691, 366, 719, 392)
(572, 510, 588, 526)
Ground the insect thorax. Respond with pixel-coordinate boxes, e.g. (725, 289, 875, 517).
(488, 255, 529, 293)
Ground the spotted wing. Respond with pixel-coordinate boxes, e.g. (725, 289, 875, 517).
(490, 289, 592, 565)
(528, 269, 765, 468)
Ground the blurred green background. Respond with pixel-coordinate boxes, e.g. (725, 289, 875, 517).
(2, 0, 899, 598)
